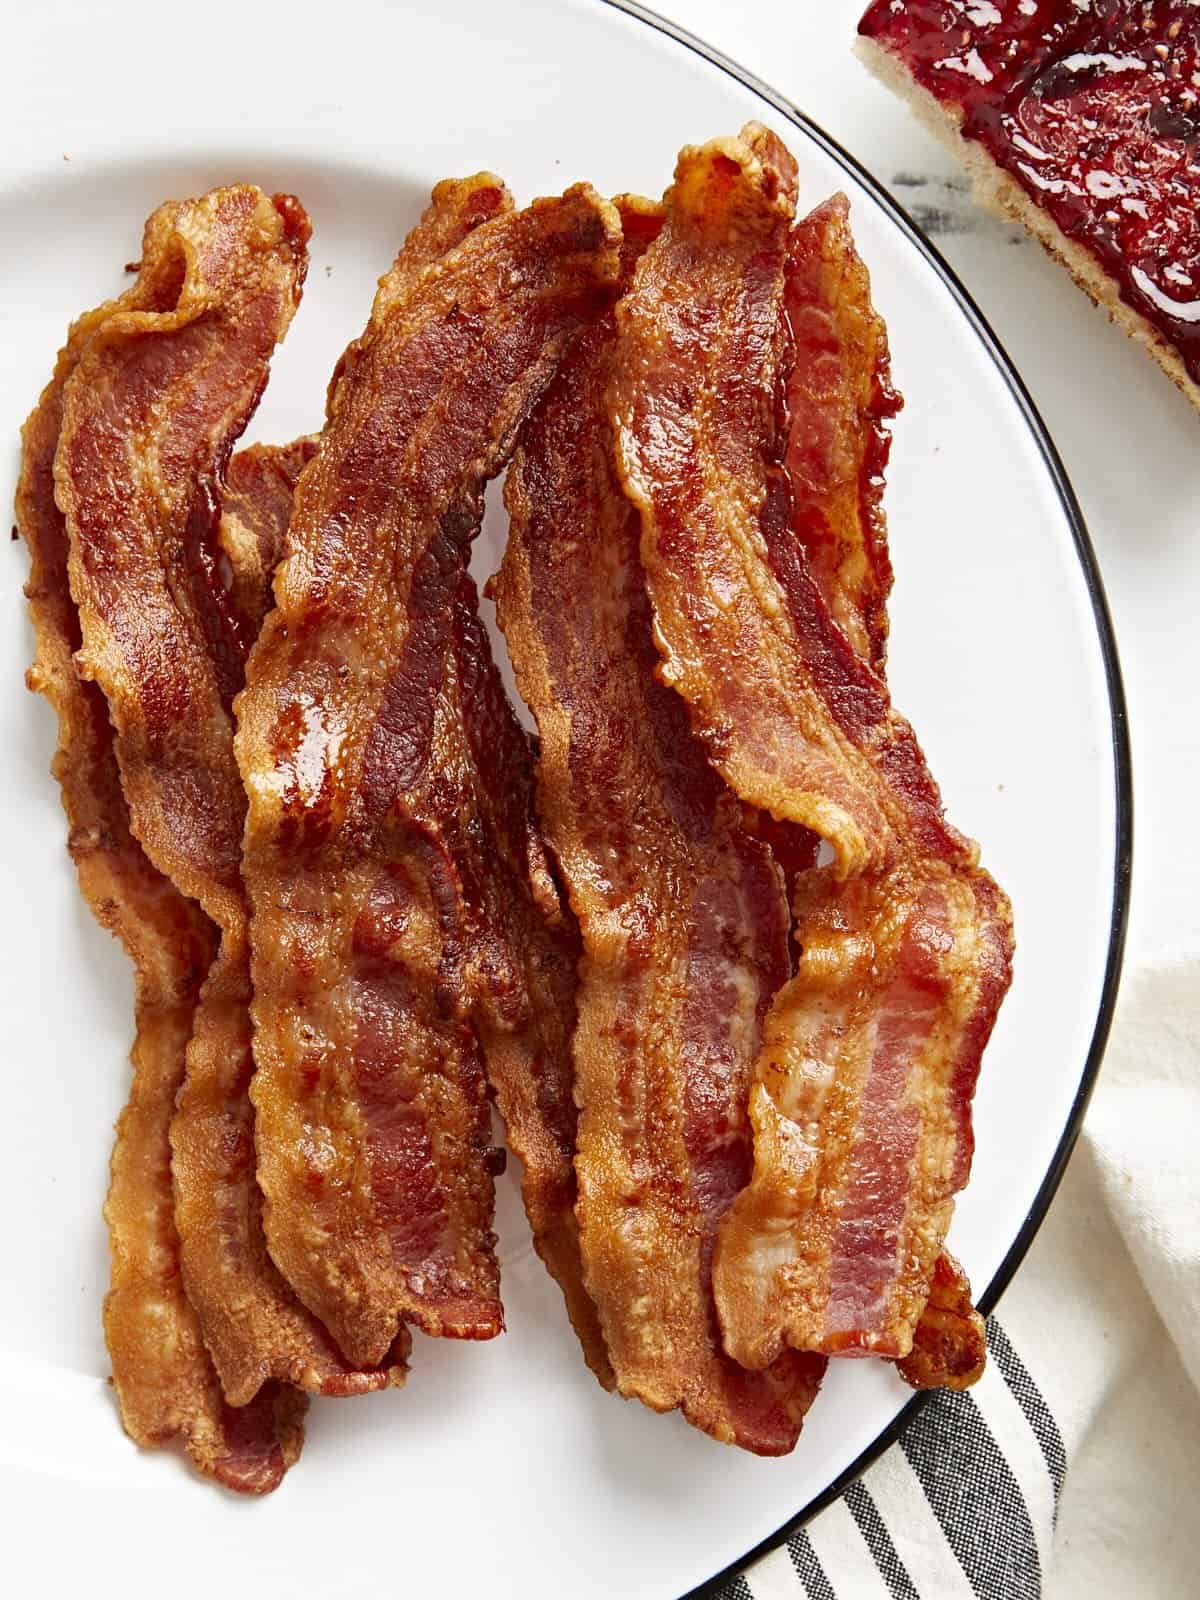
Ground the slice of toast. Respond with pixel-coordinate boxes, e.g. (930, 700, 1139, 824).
(856, 8, 1200, 414)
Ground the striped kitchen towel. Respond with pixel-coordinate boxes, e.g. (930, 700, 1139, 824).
(717, 956, 1200, 1600)
(718, 1318, 1055, 1600)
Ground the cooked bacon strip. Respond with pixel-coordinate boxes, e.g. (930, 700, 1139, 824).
(247, 189, 606, 1380)
(785, 194, 901, 672)
(54, 184, 409, 1406)
(715, 863, 1010, 1368)
(611, 126, 963, 880)
(610, 128, 1013, 1369)
(16, 232, 306, 1490)
(446, 572, 612, 1384)
(322, 175, 515, 424)
(785, 198, 986, 1389)
(235, 182, 621, 1367)
(495, 198, 823, 1452)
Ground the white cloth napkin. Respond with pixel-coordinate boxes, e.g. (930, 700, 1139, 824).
(721, 954, 1200, 1600)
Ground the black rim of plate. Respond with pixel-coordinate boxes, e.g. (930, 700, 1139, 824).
(598, 2, 1134, 1596)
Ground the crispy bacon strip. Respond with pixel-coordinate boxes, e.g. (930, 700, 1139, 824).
(54, 185, 409, 1406)
(446, 573, 612, 1383)
(611, 127, 962, 880)
(610, 128, 1013, 1370)
(246, 188, 605, 1380)
(719, 864, 1009, 1369)
(16, 236, 306, 1490)
(785, 198, 986, 1390)
(321, 175, 517, 423)
(235, 181, 621, 1367)
(784, 194, 901, 672)
(495, 199, 823, 1452)
(214, 196, 617, 1381)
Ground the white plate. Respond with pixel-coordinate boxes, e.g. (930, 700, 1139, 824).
(0, 2, 1128, 1596)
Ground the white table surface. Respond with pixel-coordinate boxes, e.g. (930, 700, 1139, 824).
(653, 0, 1196, 967)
